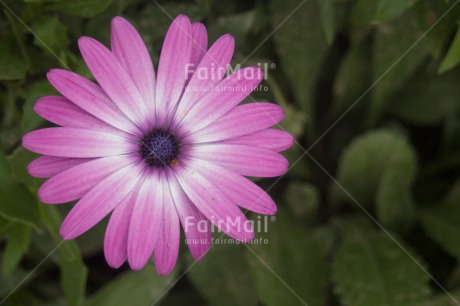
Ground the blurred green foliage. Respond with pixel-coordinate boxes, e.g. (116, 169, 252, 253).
(0, 0, 460, 305)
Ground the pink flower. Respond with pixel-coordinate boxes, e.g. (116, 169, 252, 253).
(23, 15, 293, 275)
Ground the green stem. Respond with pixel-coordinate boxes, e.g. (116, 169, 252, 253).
(2, 83, 17, 128)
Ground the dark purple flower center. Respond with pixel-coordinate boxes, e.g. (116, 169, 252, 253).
(140, 129, 179, 167)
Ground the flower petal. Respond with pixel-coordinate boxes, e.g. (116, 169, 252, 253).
(175, 34, 234, 125)
(79, 37, 150, 131)
(61, 162, 144, 240)
(47, 69, 141, 135)
(154, 171, 180, 275)
(23, 127, 137, 158)
(111, 17, 156, 125)
(28, 156, 92, 178)
(155, 15, 192, 126)
(189, 103, 284, 142)
(186, 159, 277, 215)
(128, 170, 163, 270)
(190, 22, 207, 69)
(34, 96, 132, 138)
(166, 168, 211, 260)
(38, 155, 140, 204)
(189, 143, 288, 177)
(178, 67, 263, 135)
(175, 163, 254, 241)
(219, 128, 294, 152)
(104, 186, 138, 268)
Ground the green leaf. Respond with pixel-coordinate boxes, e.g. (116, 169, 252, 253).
(279, 104, 306, 139)
(429, 288, 460, 306)
(58, 235, 88, 306)
(155, 286, 206, 306)
(2, 223, 31, 275)
(0, 217, 9, 232)
(266, 75, 306, 139)
(21, 81, 57, 133)
(349, 0, 379, 27)
(374, 0, 420, 22)
(22, 0, 55, 3)
(337, 129, 417, 207)
(332, 214, 373, 229)
(0, 266, 34, 297)
(417, 178, 460, 260)
(83, 0, 128, 45)
(376, 169, 415, 233)
(269, 0, 328, 127)
(45, 0, 114, 17)
(442, 178, 460, 207)
(0, 37, 29, 80)
(75, 220, 106, 257)
(282, 146, 311, 179)
(439, 23, 460, 74)
(333, 230, 430, 306)
(0, 12, 29, 80)
(317, 0, 335, 45)
(7, 146, 41, 191)
(0, 151, 40, 230)
(415, 0, 460, 58)
(30, 15, 69, 55)
(419, 203, 460, 261)
(333, 32, 372, 115)
(187, 244, 258, 306)
(284, 181, 319, 220)
(27, 48, 61, 75)
(39, 205, 87, 306)
(135, 3, 204, 58)
(366, 10, 428, 126)
(207, 10, 256, 44)
(87, 264, 178, 306)
(246, 210, 328, 306)
(313, 224, 336, 256)
(387, 68, 460, 125)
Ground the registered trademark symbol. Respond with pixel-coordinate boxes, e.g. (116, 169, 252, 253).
(270, 63, 276, 69)
(270, 216, 276, 222)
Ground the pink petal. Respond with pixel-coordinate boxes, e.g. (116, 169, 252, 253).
(61, 162, 144, 240)
(175, 163, 254, 241)
(104, 185, 138, 268)
(187, 159, 277, 215)
(22, 127, 137, 158)
(34, 96, 132, 138)
(190, 22, 208, 69)
(111, 17, 156, 126)
(166, 168, 211, 260)
(28, 156, 92, 178)
(178, 67, 264, 135)
(220, 128, 294, 152)
(128, 170, 163, 270)
(175, 34, 234, 126)
(47, 69, 142, 135)
(189, 144, 288, 177)
(154, 171, 180, 275)
(189, 103, 284, 142)
(79, 37, 150, 131)
(38, 155, 140, 204)
(155, 15, 192, 126)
